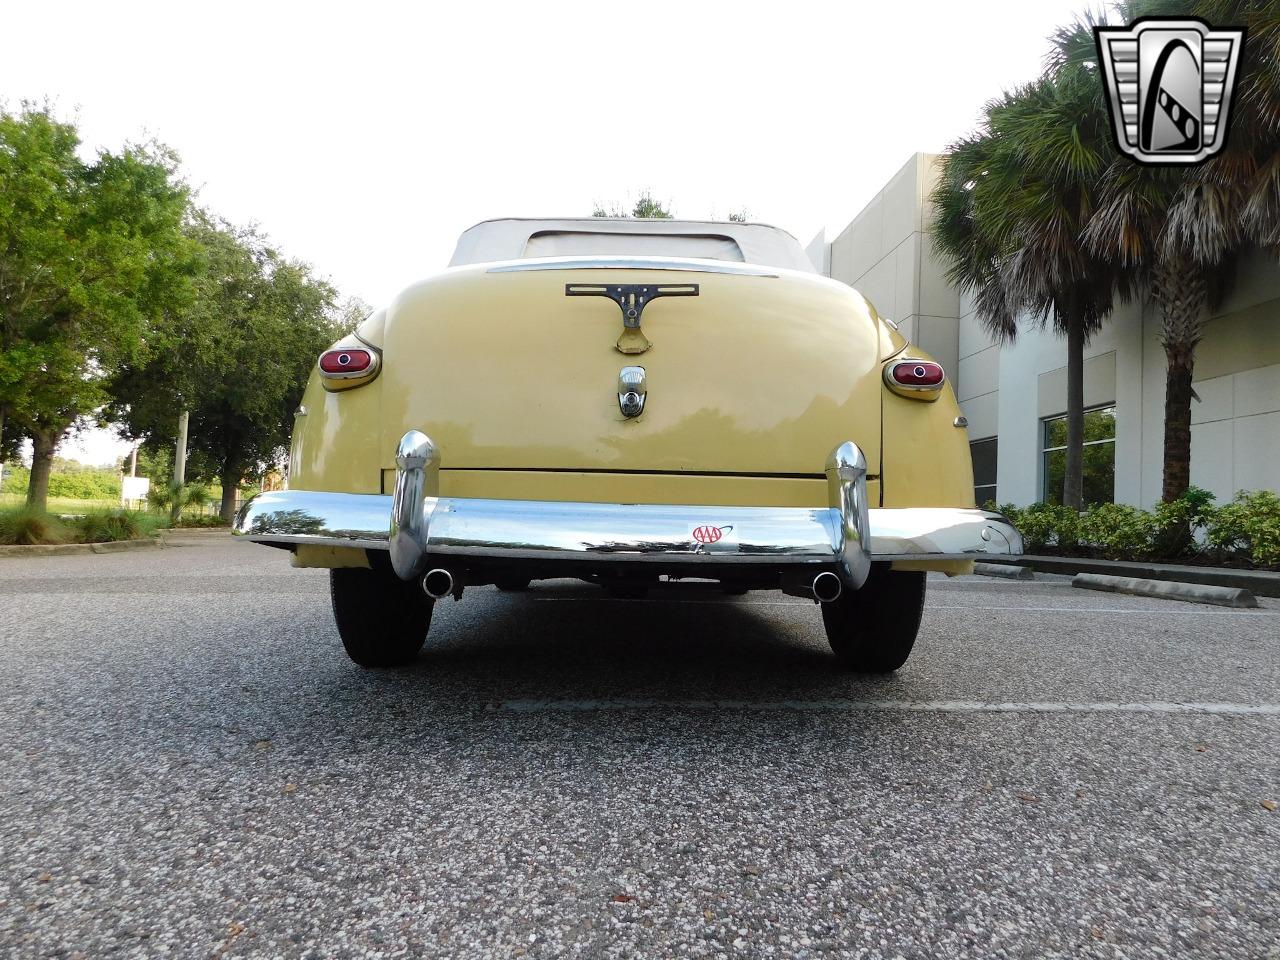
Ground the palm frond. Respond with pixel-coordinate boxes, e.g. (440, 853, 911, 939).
(1045, 10, 1108, 72)
(1242, 150, 1280, 249)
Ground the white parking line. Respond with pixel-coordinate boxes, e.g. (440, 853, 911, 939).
(929, 604, 1277, 616)
(529, 597, 1277, 616)
(493, 699, 1280, 715)
(936, 579, 1074, 585)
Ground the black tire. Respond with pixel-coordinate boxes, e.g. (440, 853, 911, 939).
(821, 565, 926, 672)
(330, 567, 434, 668)
(495, 576, 532, 592)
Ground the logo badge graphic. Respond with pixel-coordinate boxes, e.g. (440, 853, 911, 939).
(691, 525, 725, 545)
(1095, 17, 1245, 165)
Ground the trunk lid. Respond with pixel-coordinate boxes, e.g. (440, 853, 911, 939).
(378, 260, 884, 479)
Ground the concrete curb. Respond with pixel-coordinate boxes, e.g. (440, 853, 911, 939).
(973, 562, 1034, 580)
(0, 537, 166, 559)
(980, 555, 1280, 598)
(1072, 572, 1258, 609)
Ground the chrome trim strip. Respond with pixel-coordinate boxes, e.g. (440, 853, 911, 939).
(487, 256, 779, 278)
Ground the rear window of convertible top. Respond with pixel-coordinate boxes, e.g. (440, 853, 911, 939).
(523, 231, 745, 261)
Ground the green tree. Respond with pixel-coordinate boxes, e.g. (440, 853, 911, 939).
(337, 295, 374, 333)
(592, 191, 674, 218)
(0, 106, 194, 511)
(1076, 0, 1280, 500)
(110, 215, 342, 519)
(932, 53, 1126, 510)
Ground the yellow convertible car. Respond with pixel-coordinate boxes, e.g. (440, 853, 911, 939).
(235, 218, 1021, 671)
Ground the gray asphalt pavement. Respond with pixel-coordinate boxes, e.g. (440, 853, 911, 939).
(2, 534, 1278, 959)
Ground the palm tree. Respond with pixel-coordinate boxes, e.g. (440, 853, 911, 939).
(1078, 0, 1280, 501)
(932, 55, 1124, 509)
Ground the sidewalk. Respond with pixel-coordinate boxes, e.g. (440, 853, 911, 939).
(982, 555, 1280, 598)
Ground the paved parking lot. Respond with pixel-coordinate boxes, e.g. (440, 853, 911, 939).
(2, 534, 1277, 959)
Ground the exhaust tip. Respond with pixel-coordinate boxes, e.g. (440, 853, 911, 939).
(422, 568, 454, 599)
(812, 571, 843, 603)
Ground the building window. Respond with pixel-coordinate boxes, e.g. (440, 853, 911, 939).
(971, 438, 997, 507)
(1041, 406, 1116, 505)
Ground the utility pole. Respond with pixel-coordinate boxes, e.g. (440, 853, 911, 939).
(171, 410, 188, 524)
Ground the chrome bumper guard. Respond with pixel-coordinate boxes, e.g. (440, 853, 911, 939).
(235, 432, 1022, 589)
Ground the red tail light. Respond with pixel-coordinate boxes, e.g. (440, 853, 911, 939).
(884, 359, 945, 400)
(320, 349, 373, 375)
(318, 345, 380, 391)
(889, 360, 944, 386)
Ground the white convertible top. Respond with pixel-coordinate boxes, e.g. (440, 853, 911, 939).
(448, 218, 815, 272)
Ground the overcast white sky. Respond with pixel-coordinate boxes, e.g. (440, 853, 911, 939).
(4, 0, 1091, 464)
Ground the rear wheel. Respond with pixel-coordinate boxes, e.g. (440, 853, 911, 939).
(330, 567, 434, 668)
(821, 565, 926, 672)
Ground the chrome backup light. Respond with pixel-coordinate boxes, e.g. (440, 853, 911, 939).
(884, 359, 945, 400)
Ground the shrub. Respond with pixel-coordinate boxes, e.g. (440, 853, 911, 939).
(74, 509, 164, 543)
(1151, 486, 1217, 559)
(0, 463, 30, 497)
(149, 481, 210, 513)
(990, 488, 1276, 567)
(185, 483, 210, 508)
(2, 464, 122, 501)
(172, 514, 230, 528)
(0, 508, 71, 545)
(1206, 491, 1280, 567)
(76, 510, 141, 543)
(1078, 503, 1157, 560)
(1004, 502, 1080, 552)
(48, 469, 121, 501)
(147, 482, 177, 511)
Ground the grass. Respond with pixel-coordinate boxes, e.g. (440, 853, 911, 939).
(77, 509, 170, 543)
(0, 508, 72, 545)
(2, 493, 222, 518)
(1, 486, 234, 544)
(0, 494, 120, 514)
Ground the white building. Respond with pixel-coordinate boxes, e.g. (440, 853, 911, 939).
(807, 153, 1280, 508)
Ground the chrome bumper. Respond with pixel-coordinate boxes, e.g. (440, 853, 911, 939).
(235, 433, 1021, 588)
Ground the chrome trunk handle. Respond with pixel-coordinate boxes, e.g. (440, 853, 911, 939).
(617, 365, 646, 418)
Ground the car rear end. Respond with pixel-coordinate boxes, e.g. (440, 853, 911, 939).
(234, 220, 1020, 670)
